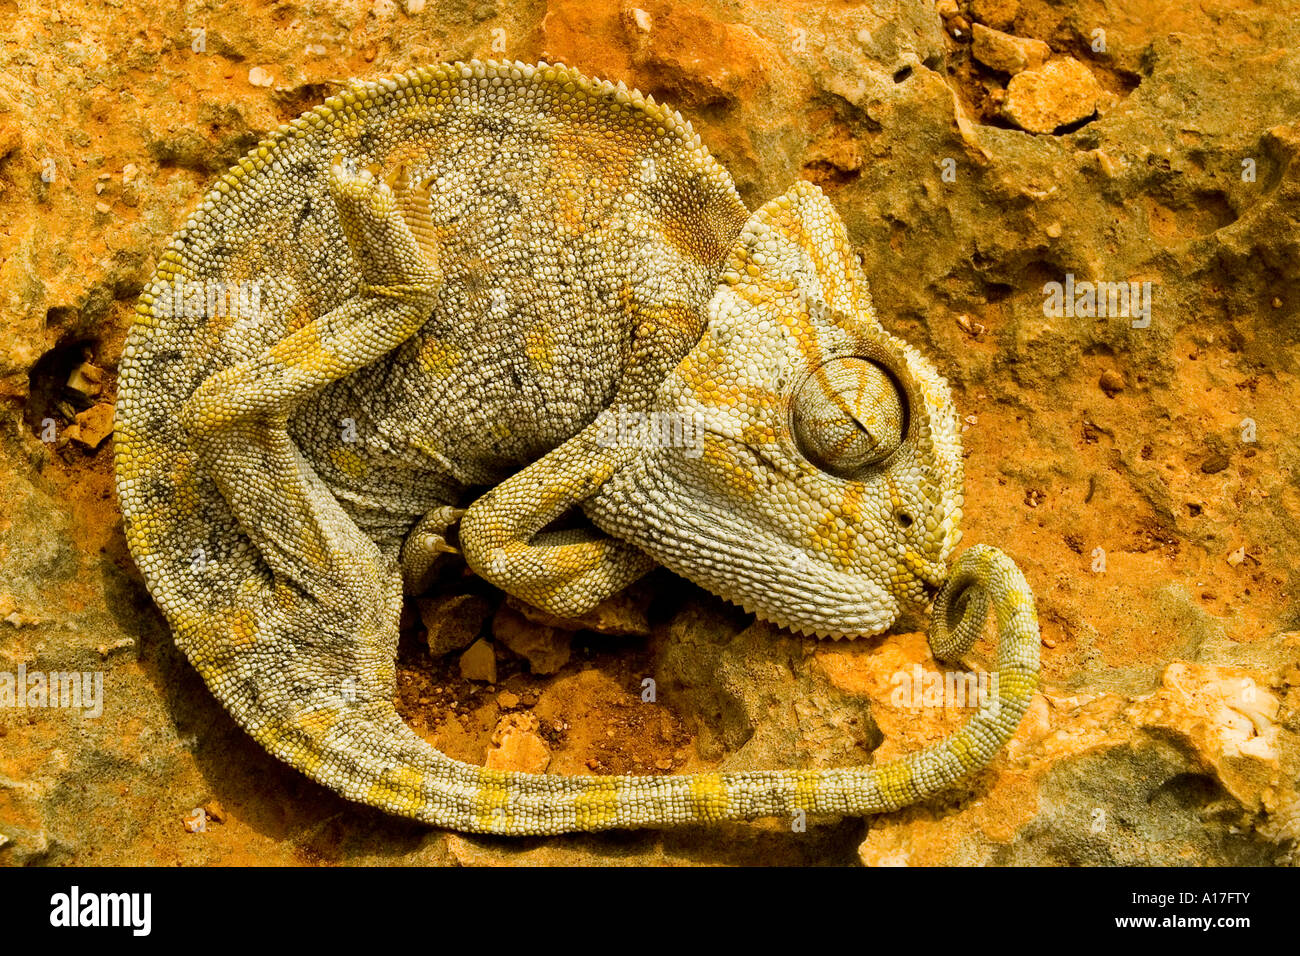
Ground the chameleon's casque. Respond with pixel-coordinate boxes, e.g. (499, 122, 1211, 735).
(115, 60, 1040, 833)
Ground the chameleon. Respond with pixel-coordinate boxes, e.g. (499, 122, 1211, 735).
(114, 59, 1040, 835)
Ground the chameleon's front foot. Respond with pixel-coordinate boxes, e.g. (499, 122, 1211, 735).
(327, 157, 442, 296)
(460, 421, 657, 618)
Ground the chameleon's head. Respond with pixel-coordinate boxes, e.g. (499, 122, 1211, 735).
(587, 181, 964, 638)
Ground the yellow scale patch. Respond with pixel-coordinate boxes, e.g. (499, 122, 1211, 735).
(901, 549, 932, 583)
(524, 322, 555, 371)
(556, 183, 586, 235)
(366, 764, 425, 813)
(168, 455, 202, 521)
(739, 421, 778, 446)
(285, 300, 318, 335)
(660, 203, 717, 266)
(472, 768, 513, 829)
(573, 777, 622, 827)
(225, 605, 260, 648)
(812, 510, 856, 570)
(998, 669, 1037, 703)
(418, 337, 461, 376)
(780, 205, 863, 318)
(700, 436, 759, 497)
(874, 758, 916, 807)
(791, 770, 822, 811)
(948, 727, 980, 771)
(839, 484, 865, 524)
(629, 300, 700, 338)
(734, 283, 774, 311)
(334, 116, 368, 145)
(330, 444, 369, 479)
(995, 588, 1029, 629)
(688, 772, 729, 820)
(293, 706, 341, 745)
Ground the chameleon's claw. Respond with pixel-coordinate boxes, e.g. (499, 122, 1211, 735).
(384, 163, 408, 191)
(400, 505, 471, 594)
(425, 533, 459, 555)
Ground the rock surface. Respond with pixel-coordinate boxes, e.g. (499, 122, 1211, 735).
(1, 0, 1298, 867)
(492, 606, 573, 676)
(420, 592, 492, 656)
(458, 639, 498, 684)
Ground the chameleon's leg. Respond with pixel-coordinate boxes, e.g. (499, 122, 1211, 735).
(400, 505, 465, 594)
(182, 162, 439, 439)
(459, 421, 656, 618)
(169, 161, 500, 825)
(181, 159, 441, 591)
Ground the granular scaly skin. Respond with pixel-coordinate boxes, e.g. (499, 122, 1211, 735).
(115, 60, 1040, 834)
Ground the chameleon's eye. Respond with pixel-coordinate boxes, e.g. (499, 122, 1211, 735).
(792, 357, 905, 475)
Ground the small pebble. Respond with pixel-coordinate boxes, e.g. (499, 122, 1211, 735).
(1002, 58, 1102, 134)
(972, 0, 1019, 31)
(1098, 370, 1125, 396)
(71, 403, 114, 449)
(458, 638, 497, 683)
(971, 23, 1050, 75)
(1200, 453, 1230, 474)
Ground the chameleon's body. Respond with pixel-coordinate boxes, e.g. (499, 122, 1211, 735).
(115, 60, 1040, 834)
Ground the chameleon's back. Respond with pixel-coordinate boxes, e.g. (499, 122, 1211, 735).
(117, 61, 747, 640)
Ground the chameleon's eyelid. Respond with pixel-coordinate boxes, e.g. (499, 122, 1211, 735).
(789, 356, 906, 476)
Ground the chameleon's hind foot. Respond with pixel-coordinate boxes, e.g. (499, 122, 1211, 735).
(327, 155, 442, 295)
(401, 505, 466, 594)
